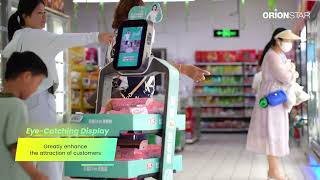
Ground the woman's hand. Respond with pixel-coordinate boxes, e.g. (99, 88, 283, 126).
(180, 64, 211, 83)
(98, 32, 114, 45)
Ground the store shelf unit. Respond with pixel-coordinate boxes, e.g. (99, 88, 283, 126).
(69, 47, 100, 114)
(193, 61, 258, 132)
(65, 114, 186, 179)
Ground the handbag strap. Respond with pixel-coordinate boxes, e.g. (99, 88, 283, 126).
(121, 76, 148, 98)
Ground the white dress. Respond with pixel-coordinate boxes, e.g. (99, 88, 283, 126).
(246, 49, 296, 157)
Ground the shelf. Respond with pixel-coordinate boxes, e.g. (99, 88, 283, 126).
(244, 62, 258, 65)
(244, 73, 256, 76)
(65, 155, 182, 179)
(195, 62, 243, 66)
(206, 73, 243, 76)
(244, 94, 255, 97)
(195, 84, 251, 87)
(83, 106, 95, 109)
(70, 114, 186, 136)
(194, 93, 247, 97)
(72, 87, 97, 90)
(201, 128, 248, 133)
(195, 62, 258, 66)
(201, 115, 251, 118)
(195, 104, 245, 108)
(72, 105, 81, 109)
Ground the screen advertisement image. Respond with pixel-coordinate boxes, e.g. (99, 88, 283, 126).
(118, 27, 143, 67)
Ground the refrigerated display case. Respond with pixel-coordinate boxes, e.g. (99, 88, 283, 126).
(291, 26, 309, 148)
(306, 2, 320, 157)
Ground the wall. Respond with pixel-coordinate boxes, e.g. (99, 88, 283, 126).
(64, 0, 298, 62)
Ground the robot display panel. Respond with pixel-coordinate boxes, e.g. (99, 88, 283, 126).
(113, 20, 148, 70)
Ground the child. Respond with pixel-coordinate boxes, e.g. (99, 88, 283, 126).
(0, 52, 48, 180)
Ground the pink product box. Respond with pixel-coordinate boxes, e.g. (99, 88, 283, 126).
(105, 98, 164, 115)
(142, 145, 162, 159)
(115, 148, 146, 161)
(115, 145, 162, 161)
(111, 98, 151, 111)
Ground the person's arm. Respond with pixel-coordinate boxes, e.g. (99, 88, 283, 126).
(171, 63, 211, 82)
(267, 53, 295, 84)
(30, 29, 113, 54)
(9, 145, 48, 180)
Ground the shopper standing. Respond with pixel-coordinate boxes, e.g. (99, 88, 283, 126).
(2, 0, 113, 180)
(246, 28, 300, 180)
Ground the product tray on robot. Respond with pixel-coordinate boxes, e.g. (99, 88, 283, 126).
(65, 155, 183, 179)
(70, 114, 186, 137)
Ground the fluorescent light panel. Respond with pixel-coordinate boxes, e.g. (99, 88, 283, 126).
(73, 0, 195, 3)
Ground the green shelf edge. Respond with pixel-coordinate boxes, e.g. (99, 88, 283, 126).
(65, 155, 183, 179)
(70, 114, 186, 136)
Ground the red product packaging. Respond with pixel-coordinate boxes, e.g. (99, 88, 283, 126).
(256, 50, 263, 61)
(195, 51, 203, 62)
(218, 51, 237, 62)
(207, 51, 219, 62)
(237, 49, 257, 62)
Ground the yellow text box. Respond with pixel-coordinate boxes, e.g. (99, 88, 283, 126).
(16, 138, 117, 161)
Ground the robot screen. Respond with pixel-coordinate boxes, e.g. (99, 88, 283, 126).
(113, 20, 149, 70)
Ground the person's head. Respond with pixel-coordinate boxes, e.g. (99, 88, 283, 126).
(259, 28, 300, 66)
(112, 0, 145, 29)
(152, 4, 157, 11)
(5, 51, 48, 99)
(8, 0, 46, 41)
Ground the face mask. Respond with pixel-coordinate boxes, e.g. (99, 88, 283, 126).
(278, 41, 293, 53)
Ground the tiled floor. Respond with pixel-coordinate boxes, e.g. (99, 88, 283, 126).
(66, 134, 320, 180)
(173, 134, 319, 180)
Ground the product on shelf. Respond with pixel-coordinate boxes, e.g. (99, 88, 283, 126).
(115, 144, 162, 161)
(195, 49, 259, 63)
(256, 50, 263, 61)
(83, 91, 96, 108)
(237, 49, 257, 62)
(70, 47, 100, 113)
(217, 51, 237, 62)
(195, 87, 244, 95)
(71, 71, 82, 89)
(71, 90, 81, 108)
(201, 120, 249, 130)
(100, 98, 164, 114)
(244, 76, 254, 84)
(244, 65, 258, 74)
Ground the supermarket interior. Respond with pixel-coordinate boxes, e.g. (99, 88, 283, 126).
(1, 0, 320, 180)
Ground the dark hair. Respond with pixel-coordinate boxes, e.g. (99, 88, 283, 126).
(259, 27, 287, 66)
(112, 0, 145, 29)
(5, 51, 48, 81)
(152, 4, 157, 10)
(8, 0, 45, 41)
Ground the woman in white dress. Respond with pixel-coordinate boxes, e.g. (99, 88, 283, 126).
(246, 28, 300, 180)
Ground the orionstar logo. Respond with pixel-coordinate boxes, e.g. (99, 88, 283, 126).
(263, 9, 311, 19)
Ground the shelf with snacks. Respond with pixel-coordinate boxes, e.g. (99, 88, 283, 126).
(192, 49, 261, 132)
(69, 47, 100, 114)
(195, 83, 252, 87)
(201, 128, 249, 133)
